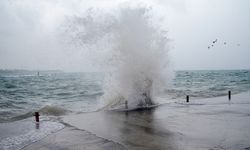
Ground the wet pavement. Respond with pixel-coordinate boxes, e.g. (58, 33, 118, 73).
(23, 93, 250, 150)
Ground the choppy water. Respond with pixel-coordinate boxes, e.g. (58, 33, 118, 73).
(0, 71, 103, 123)
(0, 70, 250, 122)
(167, 70, 250, 99)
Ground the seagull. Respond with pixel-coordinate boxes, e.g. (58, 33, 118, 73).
(224, 42, 227, 45)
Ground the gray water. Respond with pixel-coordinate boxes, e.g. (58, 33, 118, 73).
(0, 70, 250, 123)
(168, 70, 250, 99)
(0, 71, 103, 123)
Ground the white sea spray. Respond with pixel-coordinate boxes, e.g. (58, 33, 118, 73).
(65, 3, 174, 108)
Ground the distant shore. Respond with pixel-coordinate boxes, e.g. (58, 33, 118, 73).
(22, 92, 250, 150)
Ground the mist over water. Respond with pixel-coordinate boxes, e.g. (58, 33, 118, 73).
(66, 4, 173, 108)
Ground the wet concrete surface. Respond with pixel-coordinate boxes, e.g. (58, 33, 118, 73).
(63, 93, 250, 150)
(22, 126, 126, 150)
(22, 93, 250, 150)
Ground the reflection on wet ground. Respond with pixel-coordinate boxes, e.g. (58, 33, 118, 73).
(64, 107, 176, 150)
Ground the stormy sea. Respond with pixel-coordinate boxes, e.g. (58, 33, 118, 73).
(1, 70, 250, 150)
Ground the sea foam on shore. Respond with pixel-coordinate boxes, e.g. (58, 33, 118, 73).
(0, 118, 64, 150)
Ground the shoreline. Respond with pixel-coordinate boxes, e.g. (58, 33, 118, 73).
(0, 92, 249, 150)
(22, 92, 250, 150)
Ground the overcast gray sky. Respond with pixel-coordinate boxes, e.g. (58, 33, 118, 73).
(0, 0, 249, 71)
